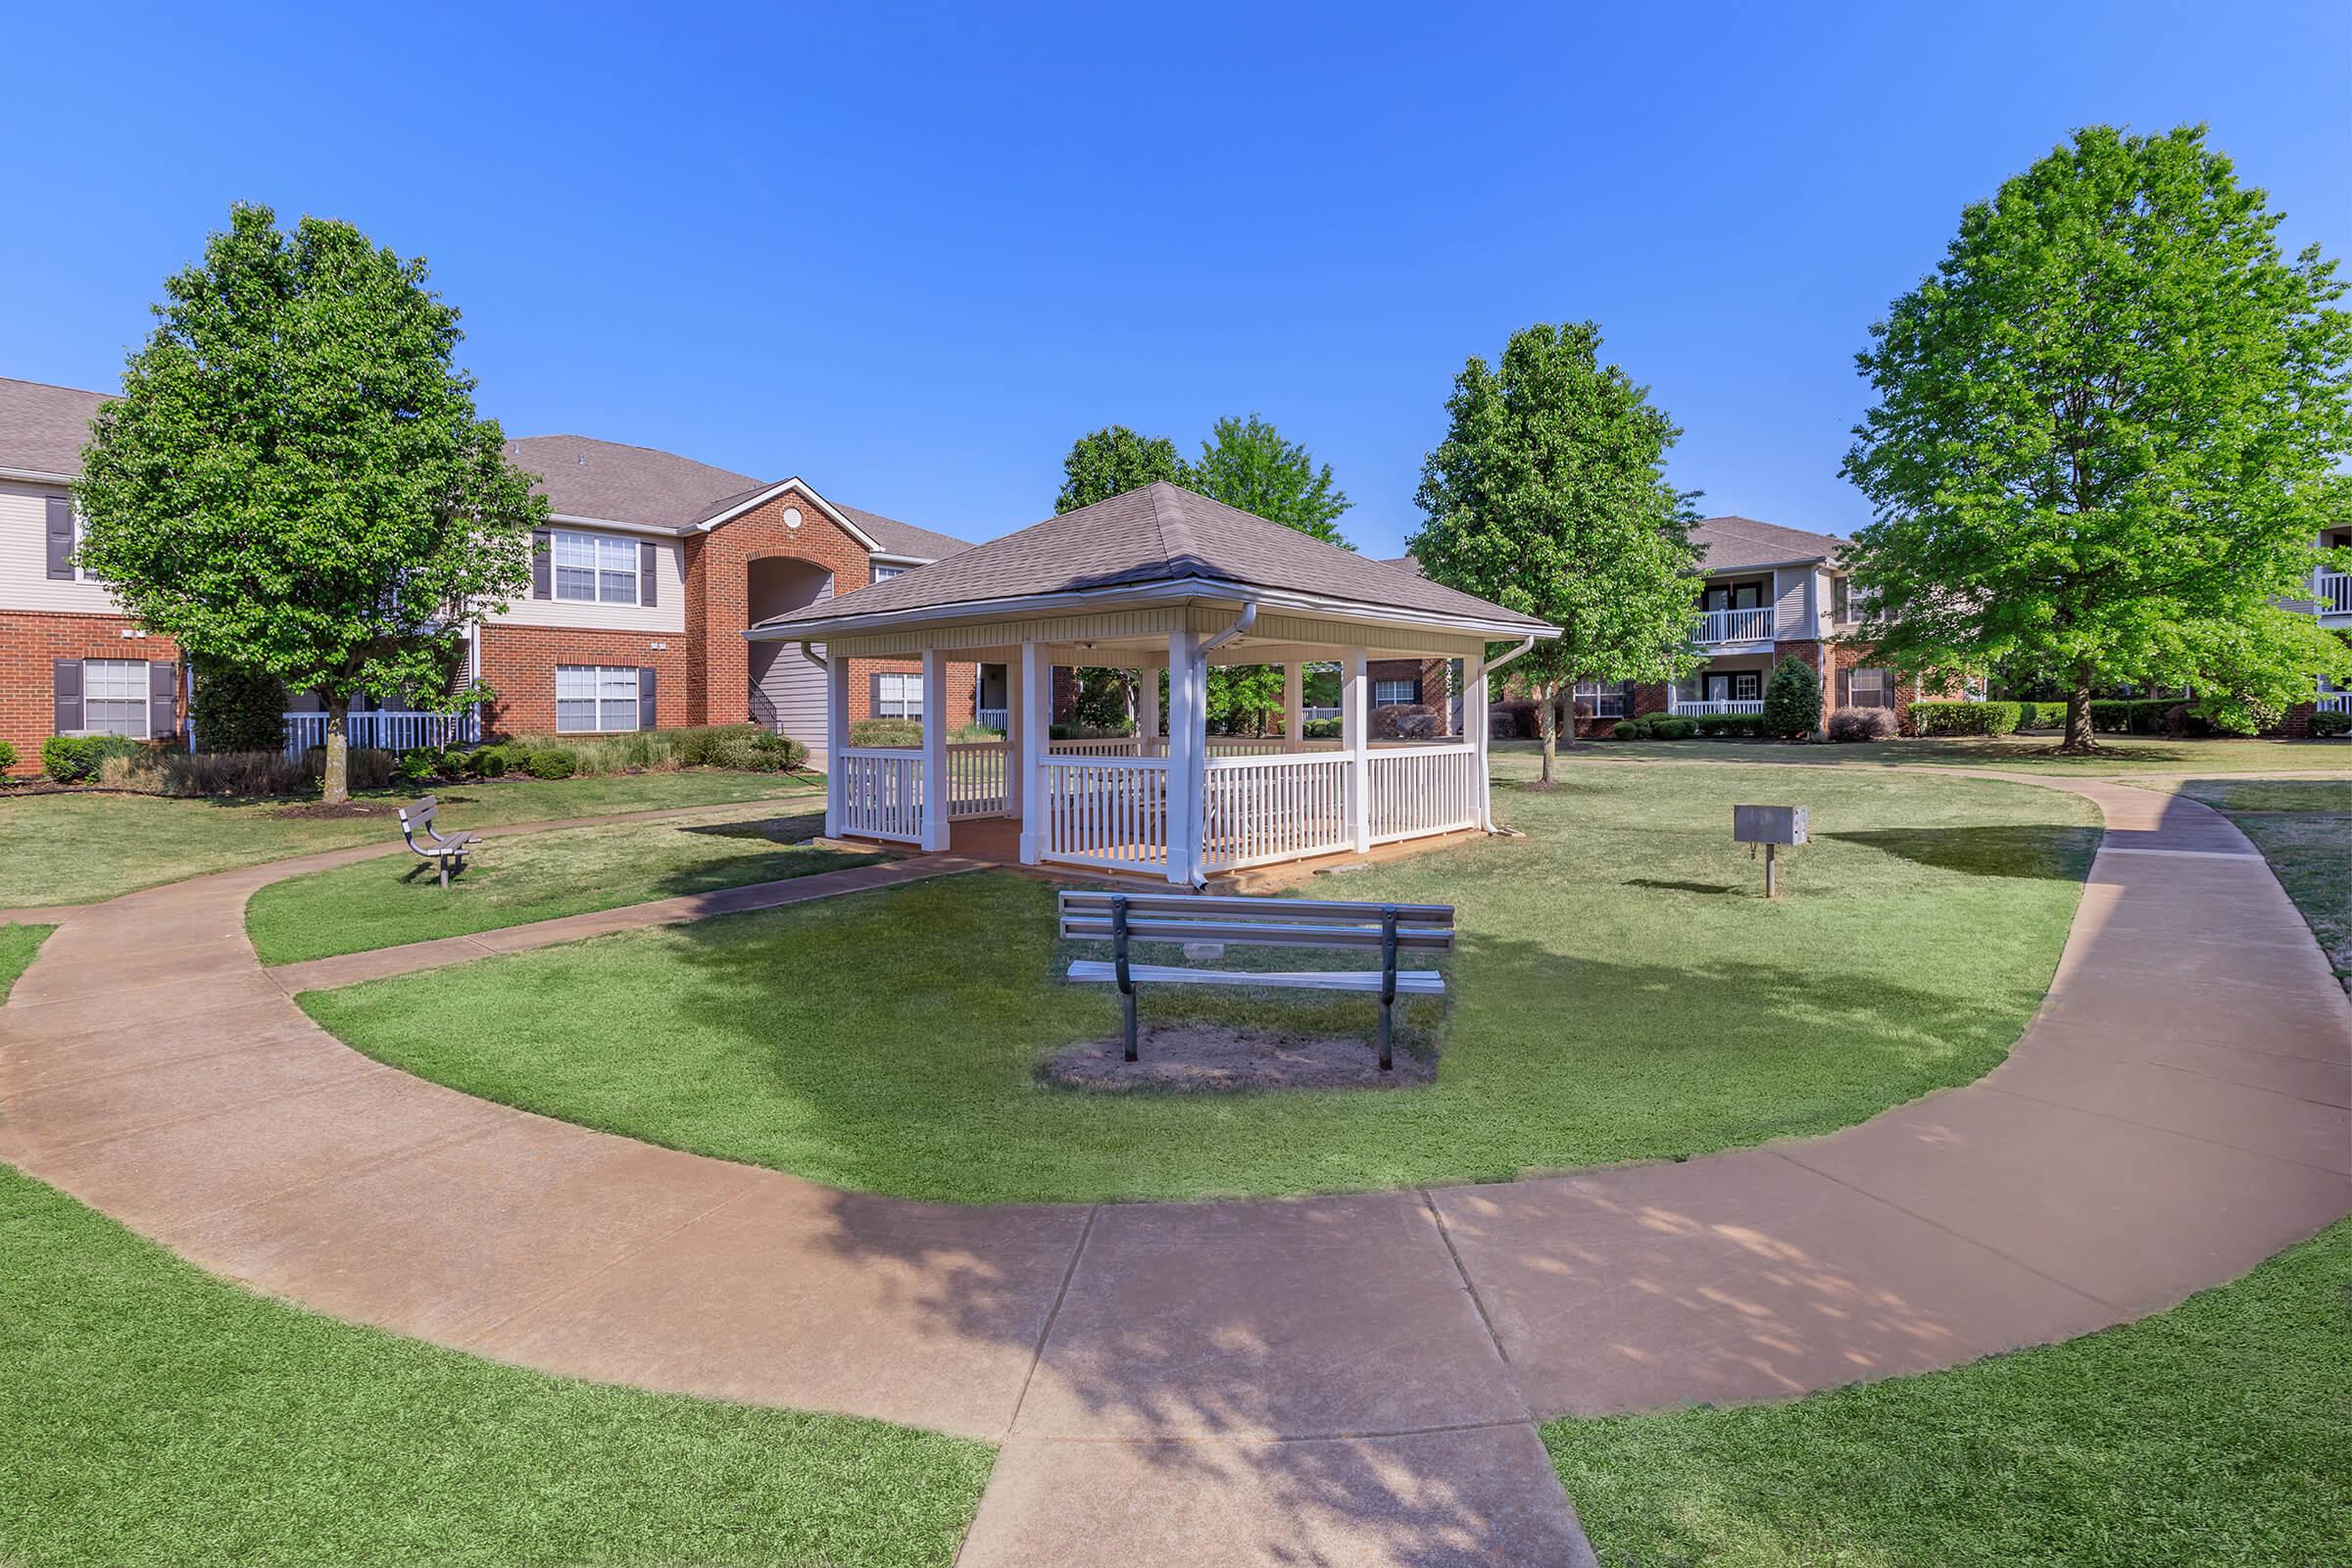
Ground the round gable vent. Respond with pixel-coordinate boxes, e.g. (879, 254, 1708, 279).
(782, 507, 804, 530)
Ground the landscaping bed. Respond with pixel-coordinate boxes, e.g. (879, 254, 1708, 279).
(304, 760, 2099, 1203)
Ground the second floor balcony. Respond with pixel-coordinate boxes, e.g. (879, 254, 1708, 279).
(2316, 569, 2350, 616)
(1693, 606, 1775, 645)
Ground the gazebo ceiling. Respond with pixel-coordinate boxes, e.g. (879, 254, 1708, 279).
(743, 481, 1557, 646)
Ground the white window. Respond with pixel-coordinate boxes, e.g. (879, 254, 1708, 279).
(1373, 678, 1418, 707)
(872, 564, 907, 582)
(552, 530, 639, 604)
(1732, 671, 1762, 701)
(82, 660, 150, 736)
(873, 671, 923, 718)
(555, 665, 639, 732)
(1573, 682, 1628, 718)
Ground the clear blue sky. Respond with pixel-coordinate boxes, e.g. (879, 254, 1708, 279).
(7, 1, 2347, 555)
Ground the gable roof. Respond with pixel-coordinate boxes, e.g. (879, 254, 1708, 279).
(753, 482, 1555, 636)
(0, 377, 113, 476)
(1690, 514, 1845, 571)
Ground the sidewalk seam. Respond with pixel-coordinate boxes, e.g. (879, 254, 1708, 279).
(1004, 1203, 1101, 1439)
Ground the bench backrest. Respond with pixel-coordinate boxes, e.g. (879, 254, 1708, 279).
(1057, 890, 1454, 954)
(398, 797, 439, 839)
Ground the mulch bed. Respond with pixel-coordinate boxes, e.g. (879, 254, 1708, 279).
(1043, 1023, 1434, 1093)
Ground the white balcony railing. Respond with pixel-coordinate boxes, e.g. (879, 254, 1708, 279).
(2319, 691, 2351, 715)
(1669, 698, 1766, 716)
(281, 710, 479, 755)
(1694, 607, 1774, 644)
(975, 707, 1009, 731)
(2316, 570, 2351, 615)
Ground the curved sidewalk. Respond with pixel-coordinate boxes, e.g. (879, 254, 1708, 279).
(3, 775, 2348, 1566)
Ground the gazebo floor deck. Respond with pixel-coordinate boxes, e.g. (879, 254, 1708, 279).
(824, 814, 1486, 895)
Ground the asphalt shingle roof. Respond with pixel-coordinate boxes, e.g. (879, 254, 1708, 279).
(1690, 514, 1846, 570)
(0, 377, 113, 475)
(755, 482, 1554, 633)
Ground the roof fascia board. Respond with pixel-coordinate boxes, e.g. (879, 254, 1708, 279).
(695, 477, 886, 552)
(0, 466, 77, 485)
(545, 512, 696, 539)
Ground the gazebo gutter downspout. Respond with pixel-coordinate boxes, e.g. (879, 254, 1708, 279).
(1471, 635, 1540, 832)
(1199, 599, 1257, 656)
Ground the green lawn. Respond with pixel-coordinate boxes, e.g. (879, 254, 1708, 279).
(0, 770, 824, 908)
(2167, 778, 2352, 987)
(1544, 1218, 2352, 1568)
(1553, 733, 2352, 774)
(0, 923, 50, 994)
(306, 760, 2099, 1203)
(249, 807, 882, 965)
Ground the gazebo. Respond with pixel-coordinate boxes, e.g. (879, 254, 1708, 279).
(745, 483, 1557, 886)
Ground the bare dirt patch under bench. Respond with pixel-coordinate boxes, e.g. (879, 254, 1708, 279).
(1043, 1023, 1435, 1092)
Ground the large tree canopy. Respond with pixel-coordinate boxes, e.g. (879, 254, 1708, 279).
(1190, 413, 1351, 546)
(77, 204, 542, 800)
(1054, 425, 1190, 514)
(1843, 124, 2352, 748)
(1409, 321, 1703, 783)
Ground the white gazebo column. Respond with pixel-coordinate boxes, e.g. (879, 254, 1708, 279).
(1137, 662, 1160, 755)
(1165, 629, 1204, 885)
(1471, 659, 1494, 831)
(1282, 662, 1304, 753)
(1018, 640, 1050, 864)
(825, 651, 851, 839)
(919, 648, 951, 852)
(1003, 656, 1023, 818)
(1343, 647, 1370, 855)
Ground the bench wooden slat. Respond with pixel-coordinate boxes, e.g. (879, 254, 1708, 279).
(1057, 890, 1454, 924)
(1067, 960, 1446, 996)
(1059, 916, 1453, 952)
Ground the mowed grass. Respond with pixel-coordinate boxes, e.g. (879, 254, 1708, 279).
(0, 770, 824, 908)
(248, 808, 882, 965)
(0, 1166, 992, 1568)
(2168, 778, 2352, 986)
(0, 923, 50, 994)
(1562, 733, 2352, 774)
(307, 760, 2098, 1203)
(1543, 1218, 2352, 1568)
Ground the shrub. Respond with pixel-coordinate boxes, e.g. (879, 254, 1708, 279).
(851, 717, 923, 749)
(1762, 659, 1823, 737)
(2011, 700, 2055, 729)
(42, 734, 144, 783)
(1695, 714, 1762, 738)
(1303, 717, 1343, 740)
(1611, 718, 1651, 740)
(0, 740, 17, 775)
(1908, 701, 2024, 737)
(189, 662, 289, 754)
(101, 749, 318, 797)
(526, 747, 578, 779)
(2088, 699, 2174, 735)
(1828, 705, 1899, 742)
(2308, 710, 2351, 738)
(299, 746, 396, 791)
(1372, 704, 1445, 741)
(1649, 715, 1698, 740)
(1490, 699, 1540, 740)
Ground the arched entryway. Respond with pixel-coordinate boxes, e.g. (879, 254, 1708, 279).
(746, 556, 835, 761)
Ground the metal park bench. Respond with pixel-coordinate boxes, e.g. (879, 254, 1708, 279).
(396, 795, 480, 888)
(1059, 890, 1454, 1070)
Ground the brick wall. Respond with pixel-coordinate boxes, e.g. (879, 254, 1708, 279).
(476, 624, 691, 737)
(1, 610, 183, 773)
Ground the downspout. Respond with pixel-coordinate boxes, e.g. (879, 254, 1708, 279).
(1199, 599, 1257, 656)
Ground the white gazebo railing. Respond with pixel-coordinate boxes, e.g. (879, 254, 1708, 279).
(838, 750, 925, 843)
(1367, 744, 1482, 844)
(1201, 752, 1352, 870)
(281, 710, 479, 755)
(1694, 607, 1774, 644)
(1043, 755, 1170, 876)
(946, 740, 1009, 819)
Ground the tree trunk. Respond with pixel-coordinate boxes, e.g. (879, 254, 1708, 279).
(323, 695, 351, 806)
(1536, 679, 1558, 788)
(2060, 666, 2098, 755)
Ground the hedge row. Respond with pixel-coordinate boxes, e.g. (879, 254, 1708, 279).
(1611, 715, 1765, 741)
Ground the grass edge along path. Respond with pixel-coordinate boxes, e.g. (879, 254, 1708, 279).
(1543, 1216, 2352, 1568)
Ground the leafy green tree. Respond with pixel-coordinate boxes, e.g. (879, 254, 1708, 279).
(1763, 657, 1823, 738)
(1409, 321, 1705, 786)
(1843, 125, 2352, 753)
(1190, 413, 1351, 546)
(1054, 425, 1191, 514)
(188, 662, 292, 754)
(77, 205, 542, 803)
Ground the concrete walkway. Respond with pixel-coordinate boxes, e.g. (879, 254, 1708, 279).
(2, 775, 2348, 1566)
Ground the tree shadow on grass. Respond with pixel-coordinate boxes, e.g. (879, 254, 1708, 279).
(1825, 825, 2099, 880)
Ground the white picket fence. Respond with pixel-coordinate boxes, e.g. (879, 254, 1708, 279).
(1201, 752, 1352, 871)
(1367, 744, 1482, 844)
(1040, 756, 1170, 875)
(945, 741, 1008, 819)
(837, 750, 925, 843)
(280, 710, 480, 754)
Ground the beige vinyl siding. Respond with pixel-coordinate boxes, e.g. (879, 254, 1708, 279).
(0, 479, 123, 613)
(488, 530, 686, 634)
(1772, 566, 1817, 641)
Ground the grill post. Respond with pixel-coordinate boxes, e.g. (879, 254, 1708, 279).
(1377, 905, 1398, 1071)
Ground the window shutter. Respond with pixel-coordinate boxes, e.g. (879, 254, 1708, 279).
(149, 662, 179, 739)
(1836, 666, 1852, 708)
(638, 666, 657, 730)
(531, 529, 552, 599)
(639, 542, 658, 607)
(46, 496, 74, 580)
(54, 660, 84, 732)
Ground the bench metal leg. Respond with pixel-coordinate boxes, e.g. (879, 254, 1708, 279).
(1378, 998, 1393, 1072)
(1377, 906, 1398, 1071)
(439, 857, 450, 890)
(1121, 988, 1139, 1063)
(1112, 894, 1138, 1062)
